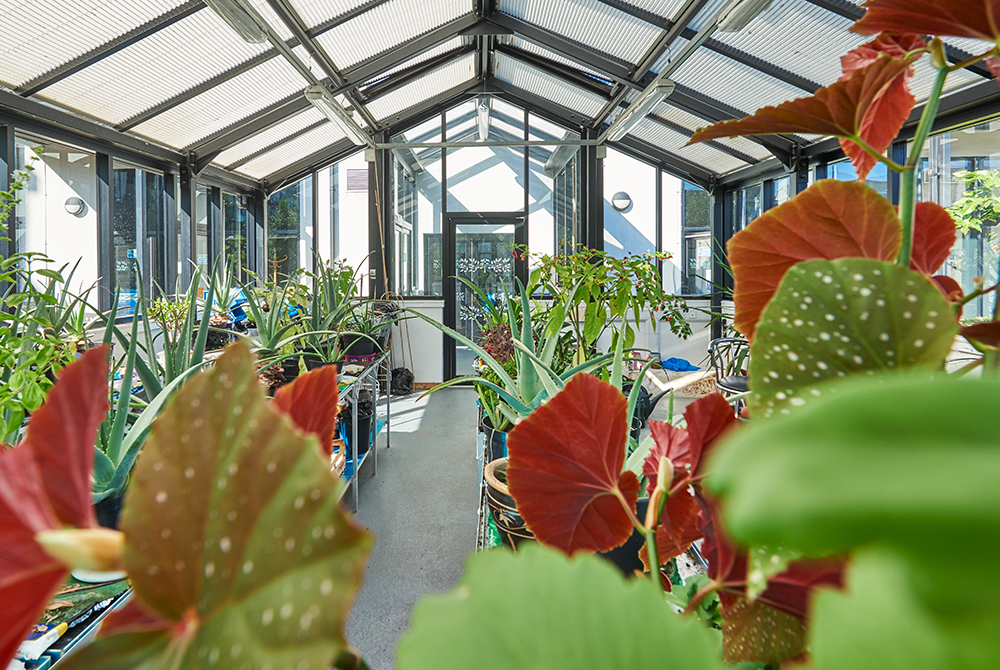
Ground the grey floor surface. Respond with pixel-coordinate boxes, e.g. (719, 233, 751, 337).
(344, 388, 479, 670)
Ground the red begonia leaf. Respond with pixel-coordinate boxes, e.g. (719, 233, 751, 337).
(682, 394, 739, 480)
(987, 56, 1000, 86)
(720, 596, 807, 663)
(506, 373, 641, 555)
(727, 180, 901, 340)
(910, 202, 957, 276)
(961, 322, 1000, 348)
(643, 421, 689, 494)
(0, 446, 68, 669)
(690, 56, 917, 181)
(840, 33, 926, 77)
(21, 346, 110, 529)
(931, 274, 964, 302)
(96, 600, 172, 638)
(272, 364, 340, 457)
(853, 0, 1000, 42)
(639, 487, 703, 568)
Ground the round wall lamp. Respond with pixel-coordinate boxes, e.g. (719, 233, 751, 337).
(64, 196, 87, 217)
(611, 191, 632, 212)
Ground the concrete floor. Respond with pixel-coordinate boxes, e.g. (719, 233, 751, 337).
(344, 388, 479, 670)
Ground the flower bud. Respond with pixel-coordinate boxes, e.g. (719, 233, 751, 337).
(36, 528, 125, 572)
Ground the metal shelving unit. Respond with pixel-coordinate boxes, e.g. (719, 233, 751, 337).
(338, 351, 391, 512)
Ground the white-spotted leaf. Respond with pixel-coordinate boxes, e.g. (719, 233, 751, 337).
(66, 341, 372, 670)
(749, 259, 956, 418)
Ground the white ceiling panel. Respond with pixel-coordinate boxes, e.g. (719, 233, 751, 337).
(284, 0, 377, 31)
(503, 36, 605, 80)
(366, 53, 476, 120)
(215, 108, 325, 167)
(361, 37, 466, 87)
(131, 55, 307, 149)
(40, 11, 271, 127)
(632, 116, 749, 173)
(0, 0, 189, 88)
(314, 0, 471, 70)
(238, 123, 348, 179)
(499, 0, 662, 64)
(655, 101, 772, 161)
(495, 54, 608, 118)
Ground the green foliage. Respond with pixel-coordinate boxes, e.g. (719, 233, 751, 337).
(946, 169, 1000, 235)
(525, 245, 692, 348)
(396, 544, 724, 670)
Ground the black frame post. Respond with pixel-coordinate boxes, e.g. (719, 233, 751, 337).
(179, 166, 196, 289)
(1, 124, 15, 263)
(710, 189, 728, 341)
(368, 131, 392, 298)
(96, 152, 114, 312)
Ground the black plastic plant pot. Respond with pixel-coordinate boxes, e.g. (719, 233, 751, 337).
(597, 498, 649, 576)
(94, 494, 124, 530)
(483, 458, 534, 550)
(482, 415, 509, 463)
(341, 409, 373, 457)
(279, 358, 300, 387)
(341, 333, 376, 356)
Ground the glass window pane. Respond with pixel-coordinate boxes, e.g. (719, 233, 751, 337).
(528, 112, 580, 262)
(773, 176, 792, 206)
(661, 172, 683, 295)
(144, 171, 166, 298)
(113, 164, 139, 315)
(266, 181, 301, 282)
(195, 185, 211, 290)
(681, 181, 712, 295)
(223, 193, 249, 284)
(391, 117, 441, 297)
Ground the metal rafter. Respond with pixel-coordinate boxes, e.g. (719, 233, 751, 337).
(594, 0, 672, 30)
(264, 0, 379, 130)
(15, 0, 204, 96)
(359, 45, 476, 100)
(224, 118, 328, 171)
(494, 45, 616, 97)
(647, 113, 759, 164)
(262, 138, 358, 194)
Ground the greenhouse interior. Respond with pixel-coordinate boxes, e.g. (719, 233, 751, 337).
(1, 0, 998, 668)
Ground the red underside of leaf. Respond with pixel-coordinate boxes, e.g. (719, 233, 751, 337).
(644, 421, 690, 495)
(96, 600, 173, 638)
(682, 393, 739, 479)
(910, 202, 958, 276)
(272, 364, 341, 456)
(840, 33, 926, 78)
(961, 322, 1000, 348)
(842, 71, 915, 180)
(853, 1, 1000, 42)
(931, 274, 964, 302)
(690, 56, 917, 182)
(0, 441, 68, 669)
(21, 346, 110, 529)
(727, 180, 902, 340)
(506, 373, 640, 555)
(987, 57, 1000, 87)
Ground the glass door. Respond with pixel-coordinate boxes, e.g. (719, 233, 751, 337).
(444, 215, 525, 380)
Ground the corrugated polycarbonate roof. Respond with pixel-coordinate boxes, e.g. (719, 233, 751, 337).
(2, 0, 998, 186)
(495, 54, 608, 119)
(499, 0, 662, 64)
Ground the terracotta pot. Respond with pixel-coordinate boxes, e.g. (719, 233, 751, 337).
(484, 458, 534, 550)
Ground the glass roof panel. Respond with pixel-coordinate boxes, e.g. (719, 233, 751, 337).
(0, 0, 188, 88)
(40, 10, 271, 127)
(632, 117, 748, 174)
(314, 0, 471, 70)
(499, 0, 662, 65)
(285, 0, 378, 31)
(500, 36, 605, 80)
(654, 102, 771, 161)
(495, 54, 608, 119)
(620, 0, 688, 20)
(365, 53, 476, 120)
(237, 122, 347, 179)
(360, 37, 466, 88)
(131, 55, 307, 149)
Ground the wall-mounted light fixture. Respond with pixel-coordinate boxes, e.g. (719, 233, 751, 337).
(203, 0, 268, 43)
(305, 86, 371, 146)
(717, 0, 773, 32)
(64, 197, 87, 217)
(611, 192, 632, 211)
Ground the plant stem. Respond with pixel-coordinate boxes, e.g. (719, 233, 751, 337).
(644, 525, 663, 594)
(899, 67, 949, 266)
(851, 136, 905, 172)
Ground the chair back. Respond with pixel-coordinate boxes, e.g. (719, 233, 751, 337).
(708, 337, 750, 386)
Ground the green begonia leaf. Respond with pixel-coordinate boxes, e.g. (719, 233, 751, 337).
(746, 546, 801, 601)
(749, 259, 956, 418)
(65, 342, 372, 670)
(709, 372, 1000, 618)
(396, 544, 724, 670)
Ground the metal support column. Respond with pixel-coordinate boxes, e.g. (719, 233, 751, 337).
(795, 161, 810, 194)
(580, 128, 604, 251)
(710, 191, 729, 341)
(890, 142, 907, 206)
(179, 166, 196, 289)
(163, 172, 178, 294)
(368, 132, 392, 298)
(210, 186, 221, 274)
(1, 124, 15, 263)
(311, 169, 320, 264)
(96, 153, 114, 312)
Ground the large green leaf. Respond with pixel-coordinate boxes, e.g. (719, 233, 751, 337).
(709, 372, 1000, 615)
(396, 544, 723, 670)
(749, 259, 956, 418)
(68, 342, 372, 669)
